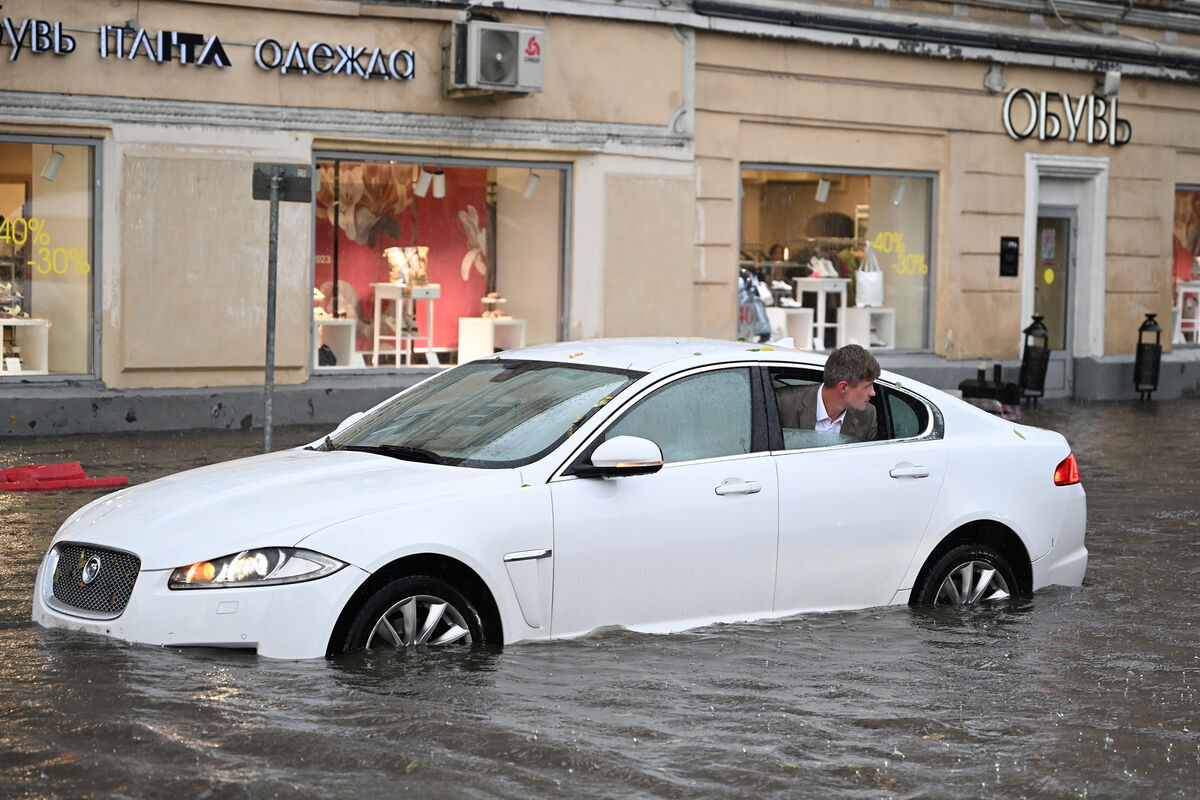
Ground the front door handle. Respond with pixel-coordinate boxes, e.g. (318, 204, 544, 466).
(889, 464, 930, 479)
(715, 478, 762, 496)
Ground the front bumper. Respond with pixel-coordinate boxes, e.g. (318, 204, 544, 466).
(32, 547, 369, 659)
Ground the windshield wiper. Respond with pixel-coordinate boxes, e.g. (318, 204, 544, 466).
(342, 444, 446, 464)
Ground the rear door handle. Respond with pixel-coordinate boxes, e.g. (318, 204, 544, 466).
(714, 478, 761, 496)
(889, 464, 930, 479)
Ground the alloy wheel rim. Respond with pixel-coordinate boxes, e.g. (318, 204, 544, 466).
(934, 560, 1011, 605)
(365, 594, 473, 649)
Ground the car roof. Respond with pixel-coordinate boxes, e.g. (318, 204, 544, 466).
(502, 337, 829, 373)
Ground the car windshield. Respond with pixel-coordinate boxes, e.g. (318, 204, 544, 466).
(332, 359, 642, 468)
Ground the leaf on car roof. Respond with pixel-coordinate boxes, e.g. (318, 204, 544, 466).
(568, 352, 585, 358)
(1013, 428, 1026, 439)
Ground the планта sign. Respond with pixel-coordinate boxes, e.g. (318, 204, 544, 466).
(0, 8, 415, 82)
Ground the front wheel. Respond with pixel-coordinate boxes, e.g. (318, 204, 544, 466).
(337, 574, 487, 653)
(912, 544, 1018, 606)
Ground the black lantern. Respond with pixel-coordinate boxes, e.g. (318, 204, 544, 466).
(1018, 315, 1050, 405)
(1133, 313, 1162, 400)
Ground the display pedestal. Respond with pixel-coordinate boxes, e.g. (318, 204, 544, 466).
(840, 307, 895, 349)
(766, 307, 814, 349)
(458, 318, 527, 363)
(312, 318, 356, 369)
(0, 317, 49, 375)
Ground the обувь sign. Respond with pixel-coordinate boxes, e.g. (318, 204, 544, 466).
(1002, 88, 1132, 146)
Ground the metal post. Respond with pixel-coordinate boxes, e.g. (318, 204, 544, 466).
(264, 169, 281, 453)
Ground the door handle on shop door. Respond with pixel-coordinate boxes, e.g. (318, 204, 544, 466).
(889, 464, 930, 479)
(714, 478, 761, 496)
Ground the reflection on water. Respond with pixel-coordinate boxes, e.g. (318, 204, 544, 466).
(2, 407, 1198, 798)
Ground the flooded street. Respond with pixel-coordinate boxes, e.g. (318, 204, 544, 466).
(2, 401, 1197, 798)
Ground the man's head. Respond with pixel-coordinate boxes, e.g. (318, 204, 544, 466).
(821, 344, 881, 412)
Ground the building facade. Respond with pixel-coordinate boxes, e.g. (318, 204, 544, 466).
(3, 0, 1199, 434)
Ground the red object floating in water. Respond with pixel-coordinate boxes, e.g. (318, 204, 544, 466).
(0, 461, 129, 492)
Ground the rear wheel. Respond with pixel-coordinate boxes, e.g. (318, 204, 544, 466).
(337, 574, 486, 653)
(913, 544, 1017, 606)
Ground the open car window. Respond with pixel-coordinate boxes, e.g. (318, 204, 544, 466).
(769, 366, 883, 448)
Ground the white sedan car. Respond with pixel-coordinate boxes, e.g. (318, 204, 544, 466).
(33, 339, 1087, 659)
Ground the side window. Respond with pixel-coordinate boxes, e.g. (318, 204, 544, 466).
(770, 367, 863, 448)
(603, 369, 752, 463)
(885, 389, 930, 439)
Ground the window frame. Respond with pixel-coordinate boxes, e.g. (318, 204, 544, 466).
(310, 150, 574, 373)
(0, 134, 102, 383)
(739, 162, 938, 352)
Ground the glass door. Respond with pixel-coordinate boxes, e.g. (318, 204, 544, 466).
(1035, 215, 1071, 350)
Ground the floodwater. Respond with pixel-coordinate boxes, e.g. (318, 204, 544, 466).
(1, 402, 1197, 799)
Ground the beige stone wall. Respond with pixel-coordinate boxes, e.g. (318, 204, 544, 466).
(694, 31, 1196, 356)
(103, 127, 314, 388)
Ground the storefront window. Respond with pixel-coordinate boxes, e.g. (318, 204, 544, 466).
(1173, 186, 1200, 345)
(739, 168, 933, 350)
(312, 156, 566, 369)
(0, 139, 95, 377)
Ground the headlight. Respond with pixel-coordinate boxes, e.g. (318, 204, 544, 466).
(168, 548, 345, 590)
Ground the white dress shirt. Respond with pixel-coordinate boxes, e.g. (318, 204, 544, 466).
(814, 387, 847, 434)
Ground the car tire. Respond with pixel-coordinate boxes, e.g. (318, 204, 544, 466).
(912, 543, 1019, 606)
(337, 574, 487, 653)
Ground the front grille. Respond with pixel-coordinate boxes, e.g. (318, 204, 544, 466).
(48, 544, 140, 619)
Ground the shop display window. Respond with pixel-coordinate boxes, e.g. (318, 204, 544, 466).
(312, 156, 566, 369)
(739, 168, 933, 350)
(1172, 187, 1200, 345)
(0, 140, 95, 378)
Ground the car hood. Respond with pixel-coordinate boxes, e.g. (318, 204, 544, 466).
(53, 448, 517, 570)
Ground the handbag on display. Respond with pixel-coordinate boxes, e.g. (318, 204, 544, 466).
(318, 344, 337, 366)
(855, 243, 885, 307)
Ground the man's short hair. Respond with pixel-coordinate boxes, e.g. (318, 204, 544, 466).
(822, 344, 881, 387)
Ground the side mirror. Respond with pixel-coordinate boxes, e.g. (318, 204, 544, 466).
(575, 435, 664, 478)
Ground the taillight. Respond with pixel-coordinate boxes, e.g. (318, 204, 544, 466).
(1054, 452, 1080, 486)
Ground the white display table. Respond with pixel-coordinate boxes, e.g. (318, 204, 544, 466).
(372, 283, 440, 367)
(458, 317, 526, 363)
(0, 317, 49, 375)
(792, 277, 848, 350)
(1175, 281, 1200, 344)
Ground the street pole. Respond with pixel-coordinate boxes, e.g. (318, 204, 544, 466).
(264, 169, 280, 453)
(251, 161, 313, 453)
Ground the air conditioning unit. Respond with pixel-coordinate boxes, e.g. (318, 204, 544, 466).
(444, 20, 546, 97)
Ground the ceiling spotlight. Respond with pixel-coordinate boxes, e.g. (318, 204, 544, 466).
(41, 146, 64, 182)
(431, 169, 446, 199)
(1098, 69, 1121, 96)
(522, 170, 541, 200)
(983, 63, 1007, 94)
(815, 176, 831, 204)
(414, 168, 432, 198)
(892, 178, 907, 206)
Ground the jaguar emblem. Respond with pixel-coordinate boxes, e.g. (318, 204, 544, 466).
(81, 555, 102, 585)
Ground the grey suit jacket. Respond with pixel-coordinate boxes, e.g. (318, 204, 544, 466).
(775, 383, 877, 441)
